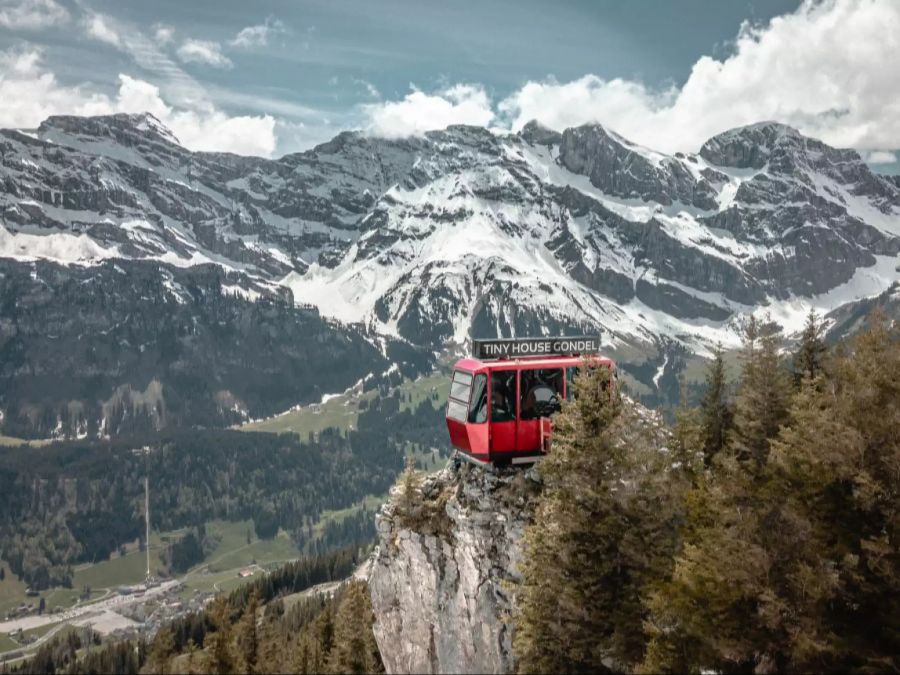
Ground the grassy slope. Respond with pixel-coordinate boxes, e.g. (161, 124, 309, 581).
(2, 520, 305, 627)
(678, 348, 742, 385)
(240, 373, 449, 438)
(240, 390, 375, 436)
(0, 633, 18, 653)
(72, 550, 155, 592)
(0, 565, 29, 617)
(0, 436, 50, 448)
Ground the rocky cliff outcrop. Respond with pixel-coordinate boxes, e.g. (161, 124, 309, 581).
(369, 463, 541, 674)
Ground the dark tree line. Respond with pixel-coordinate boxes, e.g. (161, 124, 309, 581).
(162, 525, 209, 575)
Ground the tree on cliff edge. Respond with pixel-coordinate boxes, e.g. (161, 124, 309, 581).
(514, 365, 684, 672)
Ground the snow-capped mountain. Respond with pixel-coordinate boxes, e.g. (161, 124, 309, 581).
(2, 112, 899, 360)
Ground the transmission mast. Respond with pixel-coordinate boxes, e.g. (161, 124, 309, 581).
(145, 475, 151, 582)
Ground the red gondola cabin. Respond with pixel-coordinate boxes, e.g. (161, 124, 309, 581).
(446, 336, 614, 466)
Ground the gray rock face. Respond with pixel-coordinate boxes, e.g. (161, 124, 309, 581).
(369, 465, 539, 674)
(699, 121, 800, 169)
(558, 123, 721, 209)
(519, 120, 562, 146)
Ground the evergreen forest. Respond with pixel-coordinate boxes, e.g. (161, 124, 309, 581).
(515, 310, 899, 674)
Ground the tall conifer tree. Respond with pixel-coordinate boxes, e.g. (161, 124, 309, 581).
(327, 580, 383, 674)
(793, 308, 827, 384)
(515, 366, 680, 672)
(730, 316, 791, 466)
(147, 625, 175, 675)
(644, 311, 900, 673)
(671, 378, 705, 484)
(238, 591, 260, 674)
(205, 597, 236, 675)
(699, 344, 732, 465)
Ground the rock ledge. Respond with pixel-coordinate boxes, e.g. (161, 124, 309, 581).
(369, 463, 540, 674)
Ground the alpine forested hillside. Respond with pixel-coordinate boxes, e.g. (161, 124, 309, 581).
(5, 310, 898, 675)
(0, 258, 429, 439)
(0, 388, 444, 589)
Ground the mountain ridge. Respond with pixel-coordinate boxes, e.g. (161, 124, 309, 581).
(2, 112, 898, 392)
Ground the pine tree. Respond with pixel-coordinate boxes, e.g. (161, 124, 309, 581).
(147, 625, 176, 675)
(395, 454, 422, 527)
(184, 639, 200, 675)
(257, 616, 283, 674)
(205, 597, 236, 675)
(327, 580, 383, 674)
(315, 603, 335, 660)
(793, 307, 827, 384)
(730, 316, 791, 467)
(699, 344, 732, 465)
(643, 312, 900, 673)
(641, 320, 796, 673)
(238, 591, 260, 674)
(671, 378, 705, 484)
(294, 637, 311, 675)
(820, 310, 900, 669)
(515, 365, 680, 672)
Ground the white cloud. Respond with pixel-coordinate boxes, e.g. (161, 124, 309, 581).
(498, 75, 667, 142)
(0, 47, 276, 157)
(81, 12, 123, 49)
(231, 17, 285, 48)
(153, 23, 175, 46)
(0, 47, 111, 128)
(498, 0, 900, 153)
(864, 150, 897, 165)
(363, 84, 494, 138)
(176, 39, 232, 69)
(360, 1, 899, 152)
(0, 0, 68, 29)
(113, 75, 276, 156)
(355, 79, 380, 99)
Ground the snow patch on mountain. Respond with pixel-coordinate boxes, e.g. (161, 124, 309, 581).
(0, 223, 118, 265)
(757, 254, 900, 335)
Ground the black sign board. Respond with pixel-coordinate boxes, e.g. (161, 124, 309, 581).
(472, 335, 602, 360)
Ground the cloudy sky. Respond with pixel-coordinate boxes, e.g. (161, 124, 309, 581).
(0, 0, 897, 170)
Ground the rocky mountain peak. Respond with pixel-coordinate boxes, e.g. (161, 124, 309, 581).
(518, 119, 562, 146)
(700, 120, 810, 169)
(306, 129, 367, 155)
(556, 121, 719, 209)
(37, 112, 181, 149)
(701, 120, 899, 211)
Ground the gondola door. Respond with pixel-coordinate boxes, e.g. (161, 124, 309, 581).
(489, 369, 517, 455)
(518, 368, 564, 452)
